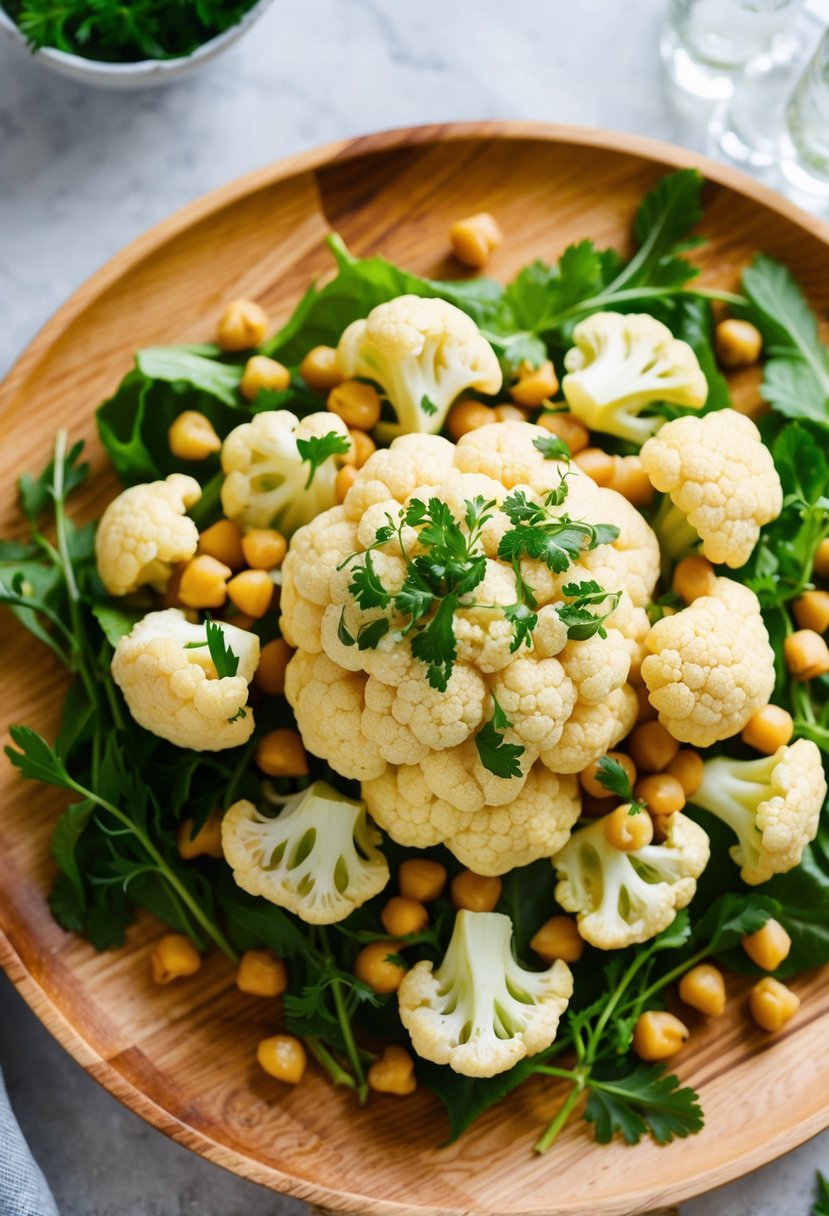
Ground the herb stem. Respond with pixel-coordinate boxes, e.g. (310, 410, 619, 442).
(304, 1037, 357, 1091)
(319, 927, 368, 1103)
(534, 1079, 585, 1154)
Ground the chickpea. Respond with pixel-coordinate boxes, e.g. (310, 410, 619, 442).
(255, 729, 308, 778)
(636, 683, 658, 723)
(354, 941, 406, 994)
(742, 918, 792, 971)
(509, 360, 559, 408)
(741, 705, 794, 754)
(449, 211, 503, 269)
(603, 804, 654, 852)
(784, 629, 829, 680)
(635, 773, 686, 816)
(629, 721, 679, 773)
(672, 555, 717, 605)
(493, 403, 530, 424)
(451, 869, 502, 912)
(236, 949, 288, 997)
(632, 1010, 689, 1061)
(581, 792, 613, 817)
(300, 345, 344, 393)
(150, 934, 202, 985)
(446, 399, 494, 439)
(815, 538, 829, 581)
(168, 410, 222, 461)
(197, 519, 245, 570)
(226, 569, 274, 618)
(537, 410, 589, 455)
(257, 1035, 307, 1084)
(530, 916, 584, 964)
(678, 964, 726, 1016)
(573, 447, 615, 487)
(665, 749, 704, 797)
(793, 589, 829, 635)
(335, 464, 359, 503)
(749, 977, 800, 1032)
(178, 555, 231, 610)
(176, 810, 224, 860)
(240, 355, 290, 401)
(368, 1045, 417, 1096)
(254, 637, 293, 696)
(217, 299, 269, 352)
(607, 455, 655, 508)
(398, 858, 447, 903)
(349, 428, 376, 468)
(579, 751, 637, 799)
(241, 528, 287, 571)
(714, 318, 763, 368)
(381, 896, 429, 938)
(327, 380, 382, 430)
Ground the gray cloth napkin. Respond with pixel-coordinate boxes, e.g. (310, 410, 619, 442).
(0, 1070, 58, 1216)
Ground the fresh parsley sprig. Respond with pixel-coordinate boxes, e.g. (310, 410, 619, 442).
(556, 580, 622, 641)
(595, 754, 646, 815)
(498, 484, 620, 575)
(296, 430, 352, 489)
(474, 696, 525, 780)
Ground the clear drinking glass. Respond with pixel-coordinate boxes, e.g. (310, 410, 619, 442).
(661, 0, 807, 100)
(780, 27, 829, 195)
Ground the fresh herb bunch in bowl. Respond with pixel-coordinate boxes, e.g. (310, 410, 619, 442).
(0, 0, 274, 88)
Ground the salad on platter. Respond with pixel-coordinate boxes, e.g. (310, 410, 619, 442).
(3, 168, 829, 1155)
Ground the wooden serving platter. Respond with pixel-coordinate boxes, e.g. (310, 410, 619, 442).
(1, 122, 828, 1216)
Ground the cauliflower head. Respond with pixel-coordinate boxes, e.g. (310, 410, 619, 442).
(111, 609, 258, 751)
(641, 409, 783, 568)
(281, 423, 661, 869)
(553, 810, 710, 949)
(337, 295, 502, 442)
(692, 739, 826, 884)
(397, 910, 573, 1078)
(220, 409, 353, 536)
(641, 577, 775, 747)
(96, 473, 201, 596)
(561, 312, 708, 443)
(221, 780, 389, 923)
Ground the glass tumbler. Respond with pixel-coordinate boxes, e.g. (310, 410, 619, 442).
(780, 27, 829, 195)
(662, 0, 806, 100)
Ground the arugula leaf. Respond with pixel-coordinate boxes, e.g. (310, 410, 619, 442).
(585, 1063, 703, 1145)
(296, 430, 352, 488)
(475, 697, 525, 779)
(618, 168, 704, 292)
(136, 345, 243, 407)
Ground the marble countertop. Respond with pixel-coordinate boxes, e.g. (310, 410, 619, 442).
(0, 0, 827, 1212)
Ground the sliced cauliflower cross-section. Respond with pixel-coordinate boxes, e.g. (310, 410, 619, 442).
(96, 473, 201, 596)
(692, 740, 826, 884)
(397, 909, 573, 1078)
(221, 780, 389, 924)
(553, 811, 710, 949)
(111, 608, 258, 751)
(337, 295, 502, 442)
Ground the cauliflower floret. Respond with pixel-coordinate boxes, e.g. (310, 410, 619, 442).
(540, 684, 638, 774)
(558, 628, 631, 705)
(553, 811, 710, 949)
(96, 474, 201, 596)
(561, 312, 708, 443)
(362, 678, 430, 766)
(363, 760, 580, 874)
(453, 560, 522, 673)
(398, 910, 573, 1078)
(641, 409, 783, 568)
(221, 410, 352, 536)
(111, 609, 258, 751)
(342, 434, 457, 520)
(284, 650, 386, 781)
(455, 421, 568, 492)
(389, 660, 488, 750)
(641, 577, 775, 747)
(221, 781, 389, 924)
(691, 740, 826, 884)
(337, 296, 502, 442)
(489, 655, 576, 750)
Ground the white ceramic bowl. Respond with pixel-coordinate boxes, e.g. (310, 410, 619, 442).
(0, 0, 275, 89)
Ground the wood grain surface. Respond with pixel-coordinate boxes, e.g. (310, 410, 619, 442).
(1, 122, 828, 1216)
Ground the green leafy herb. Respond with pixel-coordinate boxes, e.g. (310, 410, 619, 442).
(595, 754, 645, 813)
(420, 395, 438, 417)
(296, 430, 352, 489)
(812, 1172, 829, 1216)
(533, 433, 571, 461)
(498, 488, 619, 574)
(475, 696, 525, 779)
(184, 618, 240, 678)
(584, 1063, 703, 1145)
(556, 579, 622, 641)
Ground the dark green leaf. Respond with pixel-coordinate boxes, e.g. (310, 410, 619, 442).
(5, 725, 73, 789)
(296, 430, 352, 488)
(812, 1172, 829, 1216)
(533, 433, 571, 461)
(585, 1063, 703, 1145)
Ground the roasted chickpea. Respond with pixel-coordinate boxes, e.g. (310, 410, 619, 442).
(678, 964, 726, 1016)
(574, 447, 616, 487)
(449, 212, 503, 269)
(749, 977, 800, 1032)
(255, 729, 308, 777)
(784, 629, 829, 680)
(168, 411, 222, 461)
(714, 318, 763, 368)
(354, 941, 406, 994)
(493, 403, 530, 423)
(178, 555, 231, 609)
(793, 590, 829, 635)
(237, 949, 288, 997)
(150, 934, 202, 985)
(226, 569, 274, 618)
(447, 399, 494, 439)
(381, 896, 429, 938)
(241, 528, 287, 571)
(451, 869, 502, 913)
(177, 810, 223, 860)
(530, 916, 584, 964)
(537, 410, 589, 455)
(240, 355, 290, 401)
(629, 721, 679, 773)
(257, 1035, 306, 1083)
(197, 519, 245, 570)
(607, 455, 655, 508)
(635, 772, 686, 816)
(349, 428, 376, 468)
(581, 792, 613, 818)
(336, 464, 359, 503)
(579, 751, 637, 799)
(632, 1010, 689, 1061)
(398, 858, 447, 903)
(665, 749, 704, 797)
(815, 538, 829, 581)
(742, 918, 792, 971)
(217, 299, 269, 351)
(672, 555, 717, 605)
(509, 360, 559, 408)
(636, 683, 658, 723)
(300, 345, 344, 392)
(603, 804, 654, 852)
(368, 1045, 417, 1095)
(741, 705, 794, 754)
(254, 637, 293, 696)
(327, 380, 382, 430)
